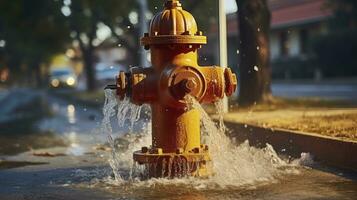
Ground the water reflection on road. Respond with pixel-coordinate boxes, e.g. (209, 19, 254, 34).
(0, 88, 147, 156)
(37, 91, 146, 156)
(1, 161, 356, 200)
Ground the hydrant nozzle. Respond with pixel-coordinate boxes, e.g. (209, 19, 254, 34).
(106, 0, 237, 178)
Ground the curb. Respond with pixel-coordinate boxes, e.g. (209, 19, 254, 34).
(224, 121, 357, 171)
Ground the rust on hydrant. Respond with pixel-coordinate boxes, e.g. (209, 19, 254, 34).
(107, 0, 237, 178)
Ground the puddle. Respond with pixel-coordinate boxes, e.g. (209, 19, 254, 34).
(66, 166, 357, 200)
(0, 132, 67, 156)
(0, 160, 48, 170)
(0, 89, 69, 156)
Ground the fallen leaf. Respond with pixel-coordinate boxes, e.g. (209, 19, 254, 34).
(32, 152, 66, 157)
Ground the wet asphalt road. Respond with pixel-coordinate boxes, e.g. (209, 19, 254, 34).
(0, 155, 357, 200)
(0, 88, 148, 157)
(0, 89, 104, 157)
(0, 86, 357, 199)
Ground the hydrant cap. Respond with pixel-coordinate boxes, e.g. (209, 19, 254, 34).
(141, 0, 207, 47)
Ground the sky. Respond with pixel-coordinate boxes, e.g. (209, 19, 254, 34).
(226, 0, 238, 14)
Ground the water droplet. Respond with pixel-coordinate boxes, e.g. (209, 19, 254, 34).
(0, 40, 6, 48)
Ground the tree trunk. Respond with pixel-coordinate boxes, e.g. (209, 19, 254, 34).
(34, 64, 43, 87)
(83, 49, 96, 91)
(236, 0, 272, 106)
(28, 59, 42, 88)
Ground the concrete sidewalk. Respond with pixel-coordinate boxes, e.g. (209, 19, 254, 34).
(222, 108, 357, 171)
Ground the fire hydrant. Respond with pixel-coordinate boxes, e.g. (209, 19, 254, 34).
(107, 0, 237, 178)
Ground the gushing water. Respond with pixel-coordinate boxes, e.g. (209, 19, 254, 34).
(101, 90, 151, 182)
(186, 96, 291, 186)
(101, 91, 298, 188)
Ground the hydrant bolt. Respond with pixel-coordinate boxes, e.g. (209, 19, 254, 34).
(141, 146, 149, 153)
(176, 148, 184, 154)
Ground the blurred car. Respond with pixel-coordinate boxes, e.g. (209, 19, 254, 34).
(49, 68, 77, 88)
(95, 63, 127, 87)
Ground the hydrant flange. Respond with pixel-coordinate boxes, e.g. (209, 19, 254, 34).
(133, 144, 211, 178)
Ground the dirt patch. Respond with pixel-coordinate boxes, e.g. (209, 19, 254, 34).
(230, 97, 357, 112)
(275, 113, 357, 140)
(224, 109, 357, 141)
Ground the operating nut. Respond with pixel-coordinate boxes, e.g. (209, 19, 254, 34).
(182, 78, 197, 93)
(165, 0, 182, 8)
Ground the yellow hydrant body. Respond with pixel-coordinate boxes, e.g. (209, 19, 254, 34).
(108, 0, 237, 178)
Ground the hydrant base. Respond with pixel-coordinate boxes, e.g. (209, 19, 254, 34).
(133, 148, 211, 178)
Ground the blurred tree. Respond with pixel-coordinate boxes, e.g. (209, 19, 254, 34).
(311, 0, 357, 78)
(64, 0, 138, 91)
(65, 0, 216, 91)
(236, 0, 272, 106)
(0, 0, 70, 86)
(327, 0, 357, 28)
(0, 0, 219, 89)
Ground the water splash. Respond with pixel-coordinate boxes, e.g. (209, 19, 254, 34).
(100, 91, 299, 188)
(186, 96, 290, 186)
(101, 90, 150, 182)
(101, 90, 121, 181)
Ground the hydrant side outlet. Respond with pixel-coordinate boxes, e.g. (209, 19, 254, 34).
(110, 0, 237, 178)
